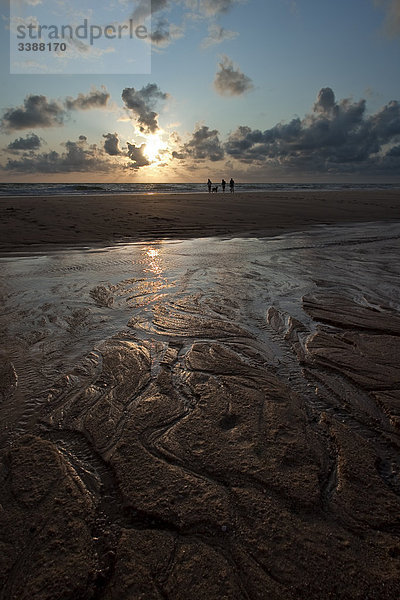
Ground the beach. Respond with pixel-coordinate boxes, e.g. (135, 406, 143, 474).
(1, 191, 400, 599)
(0, 189, 399, 250)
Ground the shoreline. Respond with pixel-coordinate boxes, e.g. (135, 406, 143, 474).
(2, 185, 400, 198)
(0, 220, 398, 259)
(0, 190, 399, 252)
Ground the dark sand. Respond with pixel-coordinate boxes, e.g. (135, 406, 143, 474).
(0, 190, 399, 249)
(1, 193, 400, 599)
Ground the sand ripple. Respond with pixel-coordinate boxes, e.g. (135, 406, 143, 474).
(1, 222, 400, 599)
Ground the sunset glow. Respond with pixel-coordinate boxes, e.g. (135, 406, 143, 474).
(143, 132, 168, 164)
(1, 1, 399, 182)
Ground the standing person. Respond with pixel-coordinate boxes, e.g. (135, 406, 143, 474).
(221, 179, 226, 192)
(229, 178, 235, 193)
(207, 178, 212, 193)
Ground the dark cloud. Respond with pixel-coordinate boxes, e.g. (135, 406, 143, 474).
(152, 0, 170, 12)
(214, 55, 253, 97)
(104, 132, 154, 169)
(1, 95, 65, 132)
(224, 87, 400, 174)
(4, 133, 154, 173)
(103, 132, 121, 156)
(4, 136, 113, 173)
(65, 88, 110, 111)
(131, 0, 169, 24)
(126, 142, 150, 168)
(7, 133, 41, 151)
(313, 87, 337, 115)
(131, 1, 185, 48)
(387, 144, 400, 156)
(369, 100, 400, 139)
(150, 19, 184, 47)
(173, 125, 225, 162)
(1, 88, 110, 132)
(379, 145, 400, 172)
(150, 19, 171, 45)
(171, 150, 186, 160)
(122, 83, 168, 133)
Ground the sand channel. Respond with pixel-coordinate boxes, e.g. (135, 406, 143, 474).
(1, 221, 400, 599)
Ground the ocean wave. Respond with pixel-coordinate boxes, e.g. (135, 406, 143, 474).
(1, 181, 399, 196)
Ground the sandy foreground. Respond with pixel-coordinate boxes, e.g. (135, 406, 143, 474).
(0, 189, 399, 249)
(1, 192, 400, 599)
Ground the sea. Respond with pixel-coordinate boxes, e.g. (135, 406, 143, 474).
(0, 182, 399, 196)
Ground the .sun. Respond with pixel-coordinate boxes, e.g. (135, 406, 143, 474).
(143, 133, 167, 163)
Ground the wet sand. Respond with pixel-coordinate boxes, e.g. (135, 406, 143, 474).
(1, 205, 400, 598)
(0, 189, 399, 250)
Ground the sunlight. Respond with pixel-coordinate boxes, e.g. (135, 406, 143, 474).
(143, 246, 163, 275)
(143, 133, 167, 163)
(146, 248, 159, 259)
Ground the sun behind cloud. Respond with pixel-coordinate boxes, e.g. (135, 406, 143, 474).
(143, 131, 168, 164)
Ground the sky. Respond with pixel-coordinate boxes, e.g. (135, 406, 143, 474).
(0, 0, 400, 183)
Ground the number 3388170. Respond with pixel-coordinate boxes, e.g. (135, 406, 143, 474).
(17, 42, 67, 51)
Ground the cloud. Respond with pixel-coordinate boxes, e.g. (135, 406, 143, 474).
(7, 133, 41, 151)
(103, 133, 122, 156)
(152, 0, 170, 11)
(387, 144, 400, 156)
(1, 88, 111, 132)
(129, 0, 243, 49)
(225, 87, 400, 174)
(122, 83, 168, 133)
(173, 125, 225, 161)
(4, 131, 155, 173)
(4, 135, 114, 173)
(150, 19, 185, 47)
(126, 142, 150, 168)
(374, 0, 400, 36)
(64, 88, 110, 110)
(131, 0, 169, 24)
(1, 95, 66, 131)
(201, 23, 238, 47)
(313, 87, 337, 114)
(130, 0, 187, 48)
(213, 55, 253, 96)
(369, 99, 400, 139)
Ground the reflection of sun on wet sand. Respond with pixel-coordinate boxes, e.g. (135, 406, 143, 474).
(1, 209, 400, 598)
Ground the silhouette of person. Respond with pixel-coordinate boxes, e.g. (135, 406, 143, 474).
(221, 179, 226, 192)
(207, 178, 212, 193)
(230, 178, 235, 193)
